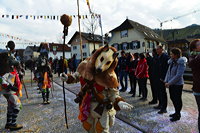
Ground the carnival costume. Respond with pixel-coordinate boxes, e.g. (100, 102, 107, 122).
(61, 45, 133, 133)
(0, 41, 23, 130)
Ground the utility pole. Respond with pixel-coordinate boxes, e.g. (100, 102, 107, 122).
(77, 0, 83, 61)
(93, 32, 95, 50)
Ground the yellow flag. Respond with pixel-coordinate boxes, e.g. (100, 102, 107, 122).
(86, 0, 92, 13)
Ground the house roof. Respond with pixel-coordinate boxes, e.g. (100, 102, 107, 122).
(167, 39, 189, 45)
(27, 43, 71, 52)
(68, 31, 109, 44)
(110, 19, 166, 43)
(49, 43, 71, 52)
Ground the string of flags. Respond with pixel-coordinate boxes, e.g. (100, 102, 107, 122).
(0, 33, 40, 45)
(0, 14, 101, 20)
(0, 42, 39, 45)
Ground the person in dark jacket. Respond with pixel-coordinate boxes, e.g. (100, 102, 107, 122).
(188, 39, 200, 132)
(165, 48, 187, 122)
(146, 49, 159, 104)
(128, 53, 140, 97)
(58, 56, 64, 77)
(135, 53, 149, 101)
(154, 45, 170, 114)
(118, 50, 128, 92)
(71, 54, 78, 73)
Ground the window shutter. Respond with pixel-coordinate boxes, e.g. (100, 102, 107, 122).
(130, 42, 133, 49)
(137, 41, 140, 49)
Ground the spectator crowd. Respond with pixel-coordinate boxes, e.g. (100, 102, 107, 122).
(117, 45, 188, 122)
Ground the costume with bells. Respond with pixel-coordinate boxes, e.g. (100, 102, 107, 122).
(0, 41, 23, 131)
(61, 45, 133, 133)
(35, 45, 52, 104)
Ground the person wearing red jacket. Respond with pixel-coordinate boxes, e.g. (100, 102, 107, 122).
(135, 53, 149, 101)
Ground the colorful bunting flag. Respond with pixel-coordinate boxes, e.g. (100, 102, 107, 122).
(0, 13, 101, 21)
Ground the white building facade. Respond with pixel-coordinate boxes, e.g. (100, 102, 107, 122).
(109, 19, 166, 54)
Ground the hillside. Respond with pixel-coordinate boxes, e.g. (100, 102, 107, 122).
(154, 24, 200, 41)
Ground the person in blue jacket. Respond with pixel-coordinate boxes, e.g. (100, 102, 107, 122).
(164, 48, 187, 122)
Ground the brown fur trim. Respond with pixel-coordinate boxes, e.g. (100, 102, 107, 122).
(102, 44, 109, 52)
(109, 46, 117, 53)
(113, 97, 125, 111)
(77, 46, 119, 88)
(66, 74, 77, 84)
(107, 58, 118, 73)
(95, 70, 119, 88)
(77, 58, 94, 81)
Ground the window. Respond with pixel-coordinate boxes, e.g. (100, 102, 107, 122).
(120, 30, 128, 38)
(73, 46, 77, 50)
(130, 41, 140, 49)
(142, 42, 145, 47)
(82, 44, 86, 49)
(148, 41, 150, 48)
(83, 52, 87, 56)
(150, 41, 154, 48)
(122, 43, 129, 50)
(112, 43, 119, 50)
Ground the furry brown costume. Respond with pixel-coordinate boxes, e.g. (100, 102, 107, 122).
(61, 45, 133, 133)
(77, 45, 119, 88)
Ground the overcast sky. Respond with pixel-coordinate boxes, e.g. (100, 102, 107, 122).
(0, 0, 200, 49)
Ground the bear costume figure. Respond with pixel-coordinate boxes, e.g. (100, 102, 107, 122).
(61, 45, 133, 133)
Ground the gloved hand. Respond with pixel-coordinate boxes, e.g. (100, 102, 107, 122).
(118, 101, 134, 110)
(7, 73, 15, 86)
(60, 73, 68, 81)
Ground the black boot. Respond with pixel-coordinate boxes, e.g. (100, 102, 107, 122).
(7, 109, 23, 131)
(46, 88, 50, 104)
(5, 112, 12, 129)
(170, 113, 181, 122)
(42, 92, 46, 104)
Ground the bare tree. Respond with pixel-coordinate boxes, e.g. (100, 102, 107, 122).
(82, 8, 99, 49)
(82, 14, 99, 35)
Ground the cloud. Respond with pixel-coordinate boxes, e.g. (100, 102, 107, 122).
(0, 0, 200, 49)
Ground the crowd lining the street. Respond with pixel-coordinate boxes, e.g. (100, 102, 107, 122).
(28, 39, 200, 132)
